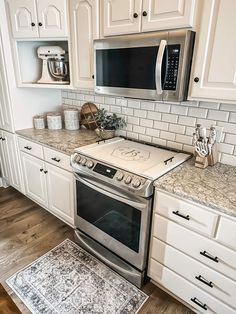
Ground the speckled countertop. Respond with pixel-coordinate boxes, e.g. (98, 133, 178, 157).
(154, 158, 236, 217)
(16, 128, 99, 155)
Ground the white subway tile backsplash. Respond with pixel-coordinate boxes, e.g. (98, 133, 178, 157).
(141, 101, 155, 111)
(189, 107, 208, 118)
(169, 123, 185, 134)
(62, 89, 236, 167)
(155, 103, 171, 113)
(160, 131, 175, 141)
(208, 109, 229, 121)
(162, 113, 178, 123)
(153, 121, 168, 131)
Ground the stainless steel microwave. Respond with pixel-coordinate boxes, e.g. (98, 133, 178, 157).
(94, 30, 195, 102)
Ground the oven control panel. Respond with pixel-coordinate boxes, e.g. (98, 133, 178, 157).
(71, 153, 148, 192)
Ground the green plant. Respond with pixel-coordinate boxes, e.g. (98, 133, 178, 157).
(95, 108, 126, 130)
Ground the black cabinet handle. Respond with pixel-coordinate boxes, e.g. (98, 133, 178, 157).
(0, 137, 2, 140)
(194, 77, 199, 83)
(40, 168, 44, 172)
(172, 210, 190, 221)
(44, 170, 48, 174)
(38, 22, 43, 26)
(200, 251, 219, 263)
(2, 138, 5, 141)
(92, 75, 94, 79)
(142, 11, 147, 16)
(51, 157, 60, 162)
(195, 275, 213, 288)
(133, 13, 138, 18)
(191, 297, 207, 311)
(24, 146, 32, 150)
(31, 22, 35, 27)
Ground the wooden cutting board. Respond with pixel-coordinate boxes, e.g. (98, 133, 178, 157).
(0, 284, 21, 314)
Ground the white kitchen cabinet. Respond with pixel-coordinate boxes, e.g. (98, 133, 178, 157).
(7, 0, 68, 38)
(0, 131, 22, 191)
(102, 0, 196, 36)
(70, 0, 99, 89)
(148, 190, 236, 313)
(0, 30, 14, 132)
(18, 137, 75, 226)
(21, 152, 48, 207)
(190, 0, 236, 103)
(46, 163, 74, 225)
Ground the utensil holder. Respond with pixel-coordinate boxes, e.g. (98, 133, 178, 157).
(194, 143, 218, 168)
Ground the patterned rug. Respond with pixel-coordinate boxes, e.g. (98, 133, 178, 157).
(6, 239, 148, 314)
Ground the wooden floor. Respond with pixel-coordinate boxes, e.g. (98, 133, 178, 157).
(0, 186, 193, 314)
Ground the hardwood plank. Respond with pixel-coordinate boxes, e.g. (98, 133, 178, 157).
(0, 186, 193, 314)
(0, 283, 21, 314)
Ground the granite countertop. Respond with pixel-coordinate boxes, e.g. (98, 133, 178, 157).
(154, 158, 236, 217)
(16, 128, 99, 155)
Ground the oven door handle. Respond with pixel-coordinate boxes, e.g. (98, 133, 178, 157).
(75, 173, 148, 211)
(155, 39, 167, 95)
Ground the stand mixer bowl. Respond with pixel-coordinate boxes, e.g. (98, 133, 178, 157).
(48, 59, 69, 82)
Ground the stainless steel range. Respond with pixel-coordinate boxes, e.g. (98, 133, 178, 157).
(71, 137, 190, 287)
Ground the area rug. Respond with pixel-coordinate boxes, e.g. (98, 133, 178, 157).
(6, 239, 148, 314)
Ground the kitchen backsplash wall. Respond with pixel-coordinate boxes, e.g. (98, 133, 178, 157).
(62, 90, 236, 167)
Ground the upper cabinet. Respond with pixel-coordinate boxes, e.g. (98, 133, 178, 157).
(7, 0, 68, 38)
(190, 0, 236, 103)
(69, 0, 99, 89)
(102, 0, 196, 36)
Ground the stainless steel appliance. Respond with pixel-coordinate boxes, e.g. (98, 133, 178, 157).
(94, 30, 195, 101)
(71, 137, 190, 287)
(37, 46, 69, 85)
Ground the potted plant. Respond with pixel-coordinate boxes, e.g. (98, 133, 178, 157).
(94, 108, 126, 139)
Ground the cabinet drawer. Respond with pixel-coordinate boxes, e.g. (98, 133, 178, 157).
(18, 137, 43, 159)
(44, 147, 72, 172)
(153, 214, 236, 281)
(148, 260, 235, 314)
(216, 216, 236, 250)
(154, 190, 218, 237)
(150, 238, 236, 309)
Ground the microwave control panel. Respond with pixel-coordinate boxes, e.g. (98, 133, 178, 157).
(164, 45, 180, 91)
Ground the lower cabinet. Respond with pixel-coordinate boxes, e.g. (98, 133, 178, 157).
(19, 138, 75, 226)
(149, 190, 236, 314)
(0, 130, 22, 191)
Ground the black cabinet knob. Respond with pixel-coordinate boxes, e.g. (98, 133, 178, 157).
(142, 11, 147, 16)
(2, 138, 5, 141)
(40, 168, 44, 172)
(38, 22, 43, 27)
(92, 75, 94, 79)
(31, 22, 35, 27)
(133, 13, 138, 18)
(44, 170, 48, 174)
(194, 77, 199, 83)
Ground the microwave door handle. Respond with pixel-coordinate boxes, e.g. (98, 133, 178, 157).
(155, 39, 167, 95)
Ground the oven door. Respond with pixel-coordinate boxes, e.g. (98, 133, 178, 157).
(74, 172, 152, 271)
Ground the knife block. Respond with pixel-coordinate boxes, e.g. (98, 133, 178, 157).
(194, 143, 218, 168)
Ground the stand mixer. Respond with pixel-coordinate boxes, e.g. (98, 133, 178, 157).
(37, 46, 69, 85)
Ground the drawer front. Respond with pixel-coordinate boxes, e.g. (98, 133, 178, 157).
(150, 238, 236, 309)
(18, 137, 43, 159)
(148, 259, 235, 314)
(154, 190, 219, 237)
(216, 216, 236, 250)
(153, 214, 236, 281)
(44, 147, 72, 172)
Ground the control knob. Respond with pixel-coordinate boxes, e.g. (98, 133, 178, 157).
(86, 160, 94, 168)
(75, 154, 81, 163)
(81, 157, 87, 166)
(132, 178, 141, 188)
(116, 172, 124, 181)
(124, 175, 132, 185)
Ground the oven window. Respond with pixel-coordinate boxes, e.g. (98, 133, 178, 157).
(76, 181, 141, 253)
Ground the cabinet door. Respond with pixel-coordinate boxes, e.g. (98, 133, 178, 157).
(141, 0, 196, 32)
(36, 0, 68, 37)
(190, 0, 236, 102)
(70, 0, 99, 89)
(46, 163, 74, 225)
(0, 131, 11, 184)
(7, 0, 39, 38)
(21, 152, 48, 207)
(1, 131, 22, 191)
(0, 32, 14, 132)
(103, 0, 142, 36)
